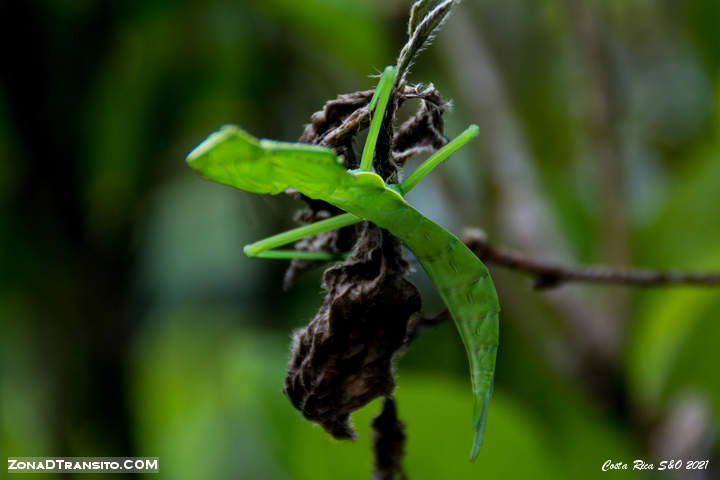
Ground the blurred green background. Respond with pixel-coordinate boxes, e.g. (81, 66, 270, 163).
(1, 0, 720, 478)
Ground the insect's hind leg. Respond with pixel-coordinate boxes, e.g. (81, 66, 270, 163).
(399, 124, 480, 195)
(243, 212, 361, 260)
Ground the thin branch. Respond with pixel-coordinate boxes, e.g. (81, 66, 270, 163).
(371, 397, 406, 480)
(404, 308, 447, 346)
(461, 228, 720, 288)
(407, 228, 720, 340)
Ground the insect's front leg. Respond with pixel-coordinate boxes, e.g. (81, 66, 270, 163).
(359, 65, 396, 172)
(399, 124, 480, 194)
(243, 212, 362, 260)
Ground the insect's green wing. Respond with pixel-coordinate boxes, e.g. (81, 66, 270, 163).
(398, 216, 500, 461)
(186, 125, 350, 199)
(187, 124, 501, 460)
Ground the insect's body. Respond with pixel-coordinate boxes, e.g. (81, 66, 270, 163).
(188, 64, 500, 460)
(188, 124, 499, 458)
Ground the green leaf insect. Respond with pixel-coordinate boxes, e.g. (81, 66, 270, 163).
(186, 66, 500, 461)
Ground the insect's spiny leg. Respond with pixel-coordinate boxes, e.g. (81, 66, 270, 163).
(244, 212, 361, 258)
(399, 124, 480, 195)
(359, 66, 396, 172)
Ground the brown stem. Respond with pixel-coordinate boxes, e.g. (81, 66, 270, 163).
(407, 228, 720, 340)
(461, 228, 720, 288)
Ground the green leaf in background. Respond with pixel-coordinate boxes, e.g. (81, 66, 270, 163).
(137, 176, 268, 308)
(629, 287, 720, 409)
(399, 376, 556, 479)
(629, 92, 720, 417)
(3, 0, 720, 476)
(132, 310, 295, 479)
(249, 0, 390, 72)
(669, 299, 720, 431)
(0, 297, 53, 457)
(132, 311, 640, 479)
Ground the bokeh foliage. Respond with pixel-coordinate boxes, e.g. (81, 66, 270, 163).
(1, 0, 719, 478)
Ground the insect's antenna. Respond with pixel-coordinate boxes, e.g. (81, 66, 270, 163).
(359, 66, 396, 171)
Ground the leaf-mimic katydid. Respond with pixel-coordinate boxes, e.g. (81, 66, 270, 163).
(186, 66, 500, 461)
